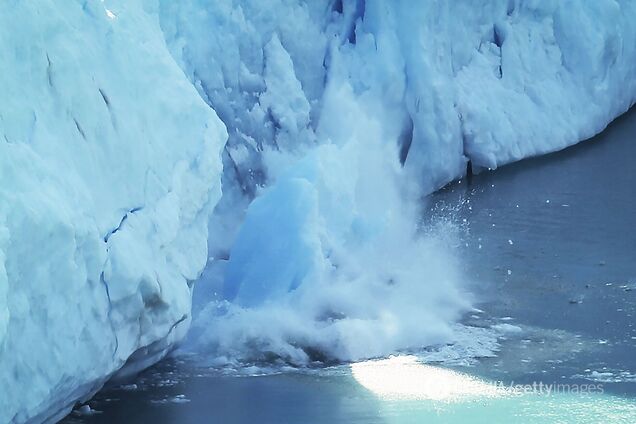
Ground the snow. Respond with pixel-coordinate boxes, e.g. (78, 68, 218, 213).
(2, 0, 636, 422)
(0, 1, 225, 422)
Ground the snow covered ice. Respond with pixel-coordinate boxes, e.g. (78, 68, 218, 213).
(1, 0, 636, 422)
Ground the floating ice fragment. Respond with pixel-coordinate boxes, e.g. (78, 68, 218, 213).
(491, 323, 523, 334)
(74, 405, 100, 416)
(171, 395, 191, 404)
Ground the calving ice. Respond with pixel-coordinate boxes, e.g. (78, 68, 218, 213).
(1, 0, 635, 423)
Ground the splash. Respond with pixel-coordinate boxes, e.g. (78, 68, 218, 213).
(183, 81, 475, 366)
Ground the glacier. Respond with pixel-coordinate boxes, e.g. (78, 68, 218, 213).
(0, 1, 225, 422)
(1, 0, 636, 422)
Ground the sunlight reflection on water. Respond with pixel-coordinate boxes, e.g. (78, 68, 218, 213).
(351, 355, 507, 401)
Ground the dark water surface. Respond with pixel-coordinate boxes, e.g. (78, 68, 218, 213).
(63, 109, 636, 423)
(436, 107, 636, 400)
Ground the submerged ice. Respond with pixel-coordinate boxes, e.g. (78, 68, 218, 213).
(1, 0, 636, 422)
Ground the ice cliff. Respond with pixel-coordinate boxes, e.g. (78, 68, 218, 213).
(1, 0, 635, 422)
(0, 1, 225, 422)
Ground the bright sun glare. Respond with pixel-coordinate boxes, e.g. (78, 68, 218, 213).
(351, 355, 507, 402)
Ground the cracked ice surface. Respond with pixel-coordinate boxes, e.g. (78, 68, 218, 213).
(0, 1, 225, 422)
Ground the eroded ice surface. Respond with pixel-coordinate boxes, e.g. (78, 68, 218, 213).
(0, 1, 225, 422)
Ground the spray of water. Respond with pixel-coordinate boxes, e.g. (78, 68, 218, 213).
(182, 81, 475, 367)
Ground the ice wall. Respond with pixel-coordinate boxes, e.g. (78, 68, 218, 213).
(0, 1, 225, 422)
(162, 0, 636, 201)
(158, 0, 331, 256)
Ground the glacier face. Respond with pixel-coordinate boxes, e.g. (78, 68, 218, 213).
(161, 0, 636, 203)
(2, 0, 636, 422)
(0, 1, 225, 422)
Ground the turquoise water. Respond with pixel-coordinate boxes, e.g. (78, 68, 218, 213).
(348, 356, 636, 423)
(375, 394, 636, 424)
